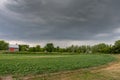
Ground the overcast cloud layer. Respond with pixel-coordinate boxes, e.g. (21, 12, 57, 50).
(0, 0, 120, 46)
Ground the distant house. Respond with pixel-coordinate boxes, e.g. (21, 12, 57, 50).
(9, 44, 19, 52)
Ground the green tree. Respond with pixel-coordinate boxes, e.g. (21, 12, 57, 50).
(79, 45, 89, 53)
(112, 40, 120, 53)
(35, 45, 41, 52)
(44, 43, 55, 52)
(19, 45, 29, 51)
(29, 47, 35, 52)
(54, 46, 60, 52)
(0, 40, 9, 50)
(59, 48, 66, 53)
(67, 45, 79, 53)
(92, 43, 111, 53)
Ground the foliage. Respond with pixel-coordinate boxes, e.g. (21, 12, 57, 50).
(35, 45, 41, 52)
(44, 43, 55, 52)
(0, 54, 115, 76)
(0, 40, 9, 50)
(92, 43, 112, 53)
(112, 40, 120, 53)
(19, 45, 29, 51)
(29, 45, 42, 52)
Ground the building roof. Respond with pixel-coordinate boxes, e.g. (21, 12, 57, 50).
(9, 44, 19, 48)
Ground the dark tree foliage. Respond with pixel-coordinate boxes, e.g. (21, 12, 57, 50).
(19, 45, 29, 51)
(29, 45, 42, 52)
(44, 43, 55, 52)
(0, 40, 9, 50)
(112, 40, 120, 53)
(35, 45, 41, 52)
(92, 43, 111, 53)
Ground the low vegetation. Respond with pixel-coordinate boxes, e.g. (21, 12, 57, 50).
(0, 54, 115, 77)
(31, 55, 120, 80)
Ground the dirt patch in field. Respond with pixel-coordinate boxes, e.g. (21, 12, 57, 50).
(98, 62, 120, 79)
(0, 76, 13, 80)
(102, 63, 120, 71)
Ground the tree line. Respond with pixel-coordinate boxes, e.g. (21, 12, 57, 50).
(0, 40, 120, 54)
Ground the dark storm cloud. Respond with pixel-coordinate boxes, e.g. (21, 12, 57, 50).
(0, 0, 120, 41)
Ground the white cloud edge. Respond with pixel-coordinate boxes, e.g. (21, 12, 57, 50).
(5, 39, 115, 48)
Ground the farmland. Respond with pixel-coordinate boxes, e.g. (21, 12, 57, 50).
(0, 53, 115, 79)
(31, 55, 120, 80)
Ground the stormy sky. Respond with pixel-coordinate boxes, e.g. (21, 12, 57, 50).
(0, 0, 120, 47)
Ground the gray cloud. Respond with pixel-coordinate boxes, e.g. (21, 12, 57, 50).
(0, 0, 120, 44)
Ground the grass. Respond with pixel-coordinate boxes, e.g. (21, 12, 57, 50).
(0, 53, 115, 77)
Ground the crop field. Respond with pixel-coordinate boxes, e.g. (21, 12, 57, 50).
(0, 53, 115, 78)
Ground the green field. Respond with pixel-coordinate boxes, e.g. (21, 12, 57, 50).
(0, 54, 115, 77)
